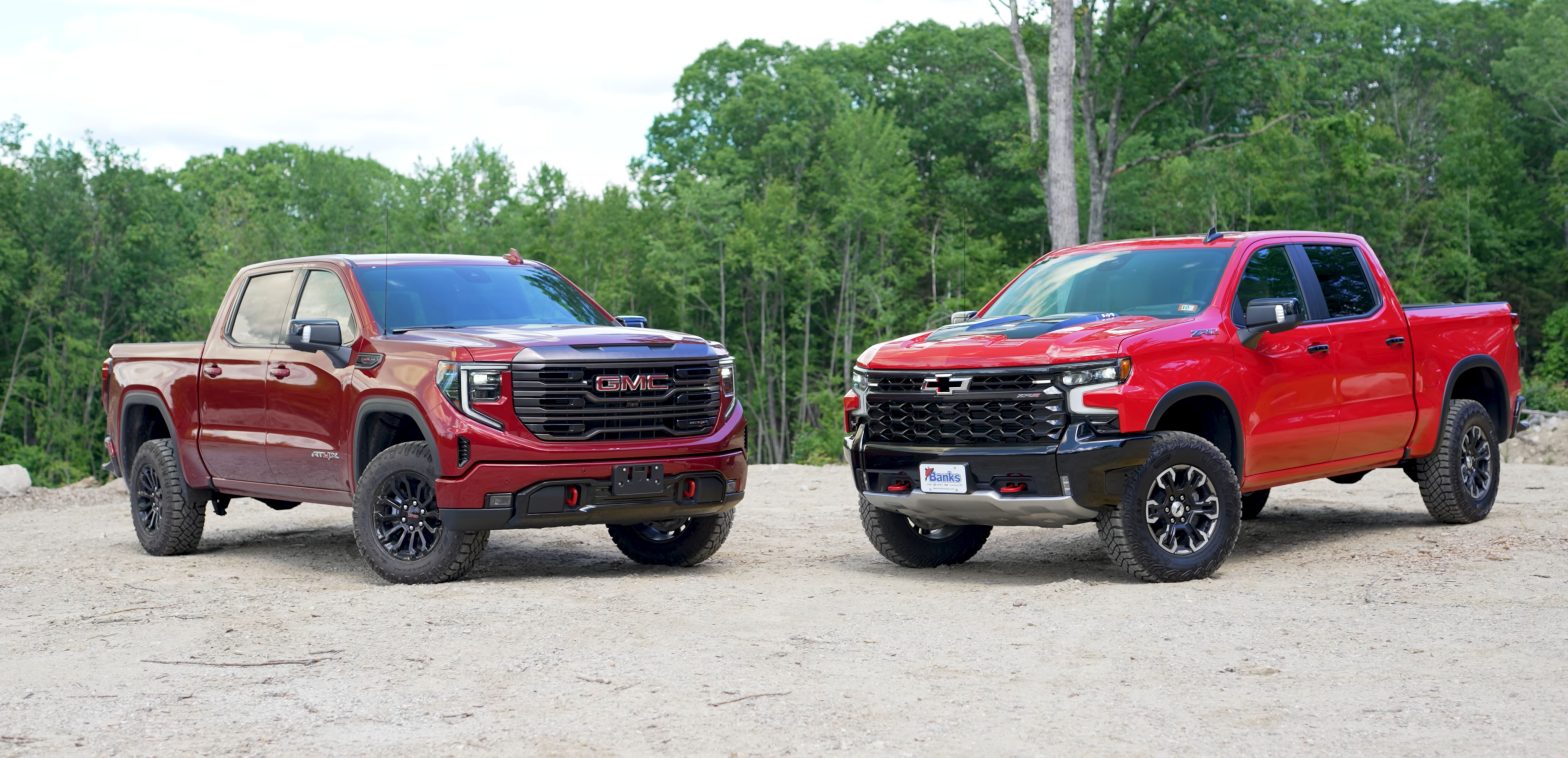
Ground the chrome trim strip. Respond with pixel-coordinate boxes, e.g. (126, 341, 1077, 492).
(862, 488, 1100, 528)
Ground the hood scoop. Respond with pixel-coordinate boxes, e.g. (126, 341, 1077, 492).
(926, 312, 1118, 342)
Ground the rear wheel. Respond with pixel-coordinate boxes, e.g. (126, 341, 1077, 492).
(859, 497, 991, 568)
(1097, 432, 1242, 582)
(1415, 399, 1499, 524)
(128, 439, 206, 556)
(352, 441, 488, 584)
(607, 510, 735, 566)
(1241, 489, 1269, 520)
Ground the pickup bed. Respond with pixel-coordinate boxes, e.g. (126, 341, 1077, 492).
(844, 231, 1524, 581)
(103, 252, 746, 583)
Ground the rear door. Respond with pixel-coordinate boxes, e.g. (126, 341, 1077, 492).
(1231, 244, 1343, 473)
(264, 268, 359, 490)
(1298, 243, 1416, 460)
(198, 269, 297, 483)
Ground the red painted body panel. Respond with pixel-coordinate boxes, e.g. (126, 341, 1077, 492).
(103, 254, 747, 509)
(857, 231, 1522, 493)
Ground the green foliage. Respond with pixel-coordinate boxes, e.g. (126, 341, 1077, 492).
(3, 0, 1568, 484)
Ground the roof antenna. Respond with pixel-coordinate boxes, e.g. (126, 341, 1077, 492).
(1204, 226, 1222, 244)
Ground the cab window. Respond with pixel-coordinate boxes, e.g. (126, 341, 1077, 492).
(1232, 246, 1302, 324)
(228, 271, 296, 346)
(294, 270, 359, 342)
(1303, 244, 1378, 319)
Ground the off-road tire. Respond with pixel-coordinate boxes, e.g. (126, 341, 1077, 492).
(1097, 431, 1242, 582)
(352, 441, 488, 584)
(859, 497, 991, 568)
(1415, 399, 1499, 524)
(1241, 489, 1270, 520)
(607, 510, 735, 566)
(260, 499, 300, 511)
(128, 438, 206, 556)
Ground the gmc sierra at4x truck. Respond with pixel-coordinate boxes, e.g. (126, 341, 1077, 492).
(844, 231, 1524, 582)
(102, 252, 746, 583)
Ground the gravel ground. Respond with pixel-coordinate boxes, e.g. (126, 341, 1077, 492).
(2, 463, 1566, 756)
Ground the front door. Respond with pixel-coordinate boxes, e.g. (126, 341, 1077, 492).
(264, 269, 357, 491)
(197, 269, 297, 483)
(1230, 244, 1343, 474)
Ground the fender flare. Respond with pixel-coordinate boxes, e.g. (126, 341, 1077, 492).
(1441, 354, 1510, 440)
(352, 397, 440, 480)
(1146, 382, 1245, 476)
(118, 390, 178, 476)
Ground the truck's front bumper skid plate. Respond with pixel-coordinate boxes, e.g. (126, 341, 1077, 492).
(849, 422, 1156, 528)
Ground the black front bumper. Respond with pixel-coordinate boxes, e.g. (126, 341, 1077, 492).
(441, 473, 743, 531)
(848, 422, 1156, 527)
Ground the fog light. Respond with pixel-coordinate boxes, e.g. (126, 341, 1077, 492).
(725, 479, 738, 493)
(485, 492, 512, 509)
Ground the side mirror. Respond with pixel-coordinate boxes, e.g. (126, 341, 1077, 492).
(950, 310, 978, 325)
(286, 319, 351, 368)
(1239, 297, 1302, 349)
(617, 315, 649, 328)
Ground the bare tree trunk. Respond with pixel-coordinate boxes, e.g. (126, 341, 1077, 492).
(1004, 0, 1063, 250)
(0, 306, 33, 432)
(1047, 0, 1080, 248)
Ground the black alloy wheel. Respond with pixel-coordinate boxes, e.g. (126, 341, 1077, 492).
(372, 470, 443, 561)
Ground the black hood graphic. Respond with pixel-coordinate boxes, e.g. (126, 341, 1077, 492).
(925, 312, 1118, 342)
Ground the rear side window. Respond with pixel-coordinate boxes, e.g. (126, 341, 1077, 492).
(229, 271, 296, 346)
(294, 270, 359, 341)
(1303, 245, 1377, 318)
(1232, 246, 1302, 323)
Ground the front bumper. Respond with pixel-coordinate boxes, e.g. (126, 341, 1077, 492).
(848, 423, 1154, 528)
(437, 449, 746, 531)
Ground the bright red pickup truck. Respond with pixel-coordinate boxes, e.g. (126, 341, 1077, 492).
(102, 253, 746, 583)
(845, 231, 1525, 581)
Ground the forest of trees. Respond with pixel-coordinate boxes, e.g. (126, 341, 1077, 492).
(3, 0, 1567, 485)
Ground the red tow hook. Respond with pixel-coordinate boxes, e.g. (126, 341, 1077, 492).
(564, 484, 581, 508)
(886, 478, 912, 493)
(998, 481, 1028, 495)
(682, 479, 698, 499)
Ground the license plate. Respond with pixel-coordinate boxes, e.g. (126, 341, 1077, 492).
(612, 464, 664, 496)
(919, 463, 968, 494)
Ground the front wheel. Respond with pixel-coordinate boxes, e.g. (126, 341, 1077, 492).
(1097, 432, 1242, 582)
(607, 510, 735, 566)
(1414, 399, 1499, 524)
(859, 497, 991, 568)
(352, 441, 489, 584)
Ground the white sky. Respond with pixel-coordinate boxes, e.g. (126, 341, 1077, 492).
(1, 0, 994, 191)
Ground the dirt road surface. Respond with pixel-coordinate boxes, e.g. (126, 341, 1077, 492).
(3, 463, 1566, 755)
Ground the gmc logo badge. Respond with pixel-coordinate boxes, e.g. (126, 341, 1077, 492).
(595, 374, 670, 392)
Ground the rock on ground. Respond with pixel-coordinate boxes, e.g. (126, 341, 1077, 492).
(1503, 410, 1568, 465)
(0, 463, 30, 497)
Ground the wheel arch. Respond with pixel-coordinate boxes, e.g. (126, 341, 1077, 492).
(353, 397, 440, 482)
(1443, 355, 1510, 440)
(1146, 382, 1244, 477)
(119, 390, 178, 478)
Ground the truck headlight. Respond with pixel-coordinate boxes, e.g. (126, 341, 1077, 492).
(1058, 357, 1132, 387)
(436, 361, 507, 429)
(851, 367, 869, 393)
(719, 357, 736, 397)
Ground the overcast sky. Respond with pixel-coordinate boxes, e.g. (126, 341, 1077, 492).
(1, 0, 994, 191)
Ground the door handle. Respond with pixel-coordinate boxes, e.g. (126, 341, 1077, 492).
(269, 364, 291, 379)
(202, 363, 222, 378)
(1385, 336, 1406, 348)
(1307, 343, 1331, 355)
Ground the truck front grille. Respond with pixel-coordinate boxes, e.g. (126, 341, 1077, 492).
(864, 370, 1067, 446)
(511, 360, 721, 441)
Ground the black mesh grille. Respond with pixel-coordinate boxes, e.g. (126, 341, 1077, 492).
(512, 360, 721, 441)
(864, 370, 1068, 446)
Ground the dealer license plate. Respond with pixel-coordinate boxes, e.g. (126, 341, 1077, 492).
(919, 463, 968, 494)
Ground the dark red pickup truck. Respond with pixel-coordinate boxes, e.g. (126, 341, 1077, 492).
(102, 253, 747, 583)
(845, 231, 1525, 581)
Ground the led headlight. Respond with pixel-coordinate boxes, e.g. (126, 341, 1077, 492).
(851, 367, 869, 393)
(1059, 358, 1132, 387)
(719, 357, 736, 397)
(436, 361, 507, 429)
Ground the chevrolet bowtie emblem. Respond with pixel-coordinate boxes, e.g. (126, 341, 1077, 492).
(921, 374, 972, 394)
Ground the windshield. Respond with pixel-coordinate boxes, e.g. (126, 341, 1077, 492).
(982, 247, 1232, 320)
(353, 263, 615, 333)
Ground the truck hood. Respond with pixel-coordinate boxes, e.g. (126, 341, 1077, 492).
(859, 313, 1181, 369)
(391, 324, 723, 363)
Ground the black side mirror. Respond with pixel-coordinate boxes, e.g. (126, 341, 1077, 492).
(950, 310, 977, 325)
(286, 319, 351, 368)
(617, 315, 649, 328)
(1239, 297, 1302, 349)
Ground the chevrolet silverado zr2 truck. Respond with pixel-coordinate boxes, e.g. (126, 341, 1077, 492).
(102, 252, 746, 583)
(844, 231, 1524, 582)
